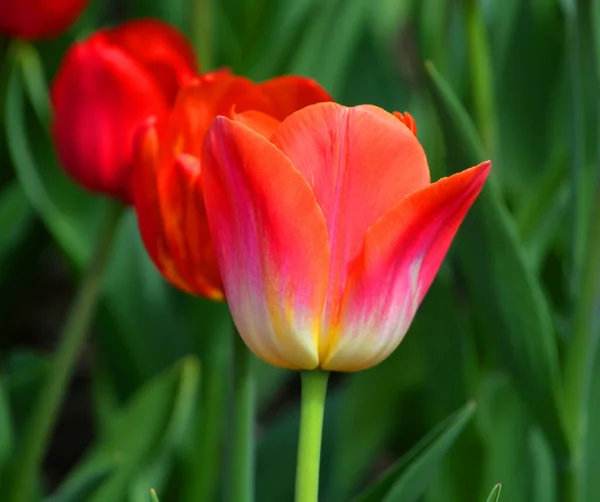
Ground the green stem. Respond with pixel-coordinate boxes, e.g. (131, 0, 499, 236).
(295, 371, 329, 502)
(8, 203, 121, 502)
(231, 330, 256, 502)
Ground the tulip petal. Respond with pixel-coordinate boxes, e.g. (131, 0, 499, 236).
(107, 19, 198, 103)
(271, 102, 430, 337)
(51, 35, 168, 202)
(258, 75, 333, 120)
(166, 74, 274, 158)
(133, 120, 189, 291)
(321, 162, 490, 371)
(134, 120, 223, 299)
(231, 110, 281, 140)
(202, 117, 331, 369)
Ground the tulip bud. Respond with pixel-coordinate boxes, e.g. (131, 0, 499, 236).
(50, 19, 198, 203)
(0, 0, 90, 40)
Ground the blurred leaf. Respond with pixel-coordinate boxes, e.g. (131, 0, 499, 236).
(0, 181, 34, 279)
(44, 467, 112, 502)
(329, 328, 425, 501)
(516, 149, 569, 273)
(4, 42, 107, 268)
(477, 373, 530, 502)
(425, 61, 568, 456)
(99, 213, 191, 392)
(0, 381, 14, 472)
(2, 351, 49, 429)
(355, 401, 475, 502)
(486, 483, 502, 502)
(287, 0, 370, 96)
(52, 357, 199, 502)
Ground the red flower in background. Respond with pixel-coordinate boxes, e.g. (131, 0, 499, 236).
(0, 0, 90, 40)
(51, 19, 198, 203)
(133, 72, 333, 299)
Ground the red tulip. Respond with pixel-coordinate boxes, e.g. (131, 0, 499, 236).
(133, 72, 333, 299)
(0, 0, 90, 40)
(51, 19, 198, 203)
(201, 102, 491, 370)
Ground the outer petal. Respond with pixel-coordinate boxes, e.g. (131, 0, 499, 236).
(107, 19, 198, 103)
(231, 110, 281, 140)
(51, 34, 167, 202)
(258, 75, 333, 120)
(0, 0, 89, 40)
(323, 161, 491, 371)
(202, 117, 331, 369)
(133, 120, 223, 299)
(165, 74, 274, 158)
(270, 102, 430, 349)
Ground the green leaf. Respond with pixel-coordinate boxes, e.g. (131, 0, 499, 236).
(486, 483, 502, 502)
(150, 489, 160, 502)
(0, 381, 14, 472)
(354, 401, 476, 502)
(4, 41, 107, 268)
(425, 61, 568, 455)
(0, 181, 34, 279)
(329, 316, 426, 501)
(51, 357, 200, 502)
(477, 373, 531, 502)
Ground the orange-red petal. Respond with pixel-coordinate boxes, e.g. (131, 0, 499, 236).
(258, 75, 333, 120)
(270, 102, 430, 344)
(322, 161, 491, 371)
(393, 111, 417, 136)
(202, 117, 331, 369)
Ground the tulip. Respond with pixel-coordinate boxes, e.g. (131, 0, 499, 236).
(51, 19, 198, 203)
(133, 71, 332, 300)
(0, 0, 89, 40)
(201, 102, 491, 371)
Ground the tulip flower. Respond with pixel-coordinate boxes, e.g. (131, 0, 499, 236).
(133, 71, 332, 300)
(51, 19, 198, 203)
(0, 0, 89, 40)
(201, 102, 491, 371)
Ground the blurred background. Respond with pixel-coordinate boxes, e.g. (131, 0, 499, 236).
(1, 0, 599, 501)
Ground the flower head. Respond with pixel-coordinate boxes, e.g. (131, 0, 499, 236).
(133, 72, 332, 299)
(51, 19, 198, 203)
(201, 102, 490, 370)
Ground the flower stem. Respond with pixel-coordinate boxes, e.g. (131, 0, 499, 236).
(231, 330, 256, 502)
(8, 203, 121, 502)
(295, 370, 329, 502)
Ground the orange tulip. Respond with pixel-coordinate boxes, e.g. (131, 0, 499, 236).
(201, 102, 490, 371)
(133, 72, 332, 299)
(51, 19, 198, 203)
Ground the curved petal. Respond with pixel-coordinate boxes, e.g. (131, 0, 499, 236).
(270, 102, 430, 347)
(258, 75, 333, 120)
(393, 111, 417, 136)
(165, 74, 274, 158)
(107, 19, 198, 103)
(202, 117, 331, 369)
(51, 34, 167, 202)
(322, 161, 491, 371)
(133, 120, 223, 299)
(231, 110, 281, 140)
(133, 119, 189, 291)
